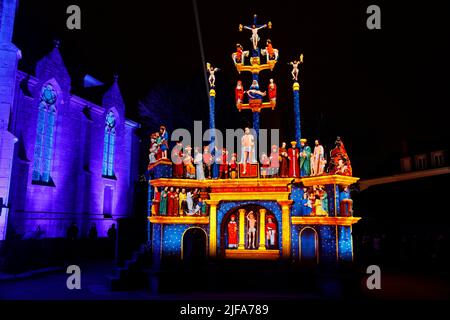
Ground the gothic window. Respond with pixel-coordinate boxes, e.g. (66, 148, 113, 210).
(102, 111, 116, 177)
(32, 84, 57, 184)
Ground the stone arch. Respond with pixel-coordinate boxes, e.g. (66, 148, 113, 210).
(217, 201, 282, 255)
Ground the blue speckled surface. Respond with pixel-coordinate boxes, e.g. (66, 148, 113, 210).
(290, 185, 304, 216)
(338, 225, 353, 261)
(160, 224, 209, 258)
(325, 185, 336, 216)
(149, 162, 172, 179)
(291, 224, 337, 262)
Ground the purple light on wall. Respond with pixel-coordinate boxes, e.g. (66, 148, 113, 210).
(4, 41, 140, 239)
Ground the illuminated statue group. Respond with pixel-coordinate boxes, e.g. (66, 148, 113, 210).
(149, 122, 352, 179)
(237, 21, 277, 60)
(148, 126, 169, 163)
(232, 15, 278, 112)
(169, 140, 245, 180)
(153, 186, 207, 216)
(328, 136, 353, 176)
(235, 79, 278, 106)
(226, 211, 278, 250)
(281, 139, 327, 178)
(246, 80, 267, 99)
(149, 121, 352, 179)
(300, 186, 329, 216)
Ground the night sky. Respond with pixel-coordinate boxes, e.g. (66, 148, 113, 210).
(12, 0, 449, 178)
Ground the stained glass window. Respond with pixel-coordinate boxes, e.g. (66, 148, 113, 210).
(102, 111, 116, 177)
(32, 84, 57, 184)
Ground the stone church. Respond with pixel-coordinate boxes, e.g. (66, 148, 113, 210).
(0, 0, 140, 242)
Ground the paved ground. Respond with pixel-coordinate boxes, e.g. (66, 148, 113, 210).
(0, 262, 153, 300)
(0, 261, 448, 300)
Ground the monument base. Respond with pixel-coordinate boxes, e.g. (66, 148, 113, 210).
(238, 163, 259, 178)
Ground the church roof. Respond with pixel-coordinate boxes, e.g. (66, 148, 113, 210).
(102, 75, 125, 115)
(35, 40, 71, 92)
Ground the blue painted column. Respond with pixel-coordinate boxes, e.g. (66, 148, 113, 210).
(338, 226, 353, 262)
(293, 82, 301, 144)
(147, 177, 152, 243)
(325, 184, 337, 217)
(335, 184, 340, 216)
(251, 73, 260, 137)
(209, 89, 220, 178)
(209, 89, 216, 145)
(253, 112, 260, 137)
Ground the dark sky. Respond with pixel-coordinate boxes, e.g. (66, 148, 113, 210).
(12, 0, 449, 178)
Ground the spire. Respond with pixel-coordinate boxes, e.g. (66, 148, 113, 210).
(102, 74, 124, 115)
(35, 40, 71, 92)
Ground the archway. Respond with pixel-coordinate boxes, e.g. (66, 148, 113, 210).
(299, 227, 319, 264)
(181, 227, 207, 264)
(220, 204, 279, 254)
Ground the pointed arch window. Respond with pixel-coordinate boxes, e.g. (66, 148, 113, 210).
(102, 111, 116, 178)
(32, 84, 57, 184)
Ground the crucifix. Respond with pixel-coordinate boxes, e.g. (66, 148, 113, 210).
(239, 14, 272, 51)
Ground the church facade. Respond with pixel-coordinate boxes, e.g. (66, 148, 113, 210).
(0, 0, 140, 241)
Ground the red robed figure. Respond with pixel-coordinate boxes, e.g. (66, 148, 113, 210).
(235, 81, 244, 104)
(288, 144, 300, 178)
(167, 190, 177, 216)
(171, 144, 184, 178)
(227, 215, 238, 248)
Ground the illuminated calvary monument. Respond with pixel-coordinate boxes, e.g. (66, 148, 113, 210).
(145, 14, 361, 266)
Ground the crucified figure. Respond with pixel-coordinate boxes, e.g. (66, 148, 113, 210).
(243, 24, 267, 50)
(246, 211, 257, 249)
(289, 54, 304, 81)
(206, 62, 219, 87)
(241, 127, 254, 174)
